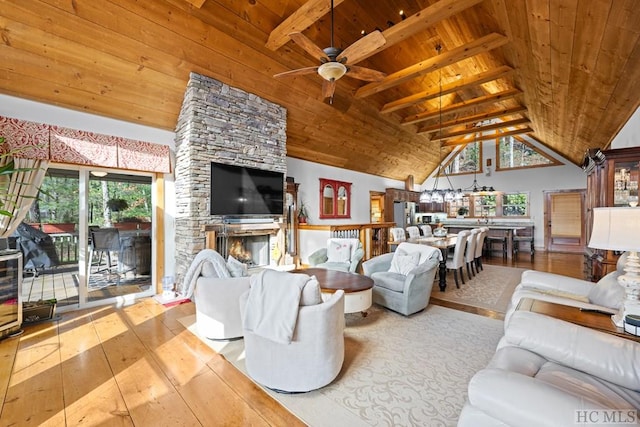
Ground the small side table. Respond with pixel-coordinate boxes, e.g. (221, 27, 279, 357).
(516, 298, 640, 343)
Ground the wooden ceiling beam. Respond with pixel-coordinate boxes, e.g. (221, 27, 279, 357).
(183, 0, 206, 8)
(354, 0, 486, 63)
(401, 88, 522, 125)
(381, 65, 514, 114)
(417, 106, 528, 134)
(355, 32, 508, 98)
(265, 0, 346, 51)
(431, 118, 531, 142)
(442, 127, 534, 147)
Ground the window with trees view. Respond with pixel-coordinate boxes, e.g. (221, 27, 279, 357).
(497, 135, 560, 170)
(25, 169, 152, 231)
(442, 142, 481, 175)
(447, 192, 529, 218)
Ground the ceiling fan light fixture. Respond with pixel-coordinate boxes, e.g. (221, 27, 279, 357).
(317, 61, 347, 81)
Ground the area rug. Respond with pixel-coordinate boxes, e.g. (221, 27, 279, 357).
(179, 304, 504, 426)
(430, 264, 526, 314)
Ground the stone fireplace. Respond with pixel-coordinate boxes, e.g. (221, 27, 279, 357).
(203, 221, 282, 269)
(174, 72, 287, 289)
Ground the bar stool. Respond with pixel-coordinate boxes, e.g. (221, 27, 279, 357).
(484, 230, 508, 259)
(513, 228, 534, 260)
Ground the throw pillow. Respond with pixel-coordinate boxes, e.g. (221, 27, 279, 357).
(389, 251, 420, 275)
(327, 240, 351, 263)
(589, 271, 625, 309)
(300, 276, 323, 306)
(200, 261, 218, 278)
(227, 255, 249, 277)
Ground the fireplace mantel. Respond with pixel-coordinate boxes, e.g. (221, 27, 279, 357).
(203, 222, 283, 236)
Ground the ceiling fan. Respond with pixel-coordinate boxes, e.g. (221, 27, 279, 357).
(274, 0, 387, 102)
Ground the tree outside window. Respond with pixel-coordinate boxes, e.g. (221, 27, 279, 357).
(497, 135, 560, 170)
(443, 142, 481, 176)
(502, 192, 529, 216)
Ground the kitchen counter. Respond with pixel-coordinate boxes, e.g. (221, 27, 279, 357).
(439, 220, 534, 228)
(436, 221, 535, 259)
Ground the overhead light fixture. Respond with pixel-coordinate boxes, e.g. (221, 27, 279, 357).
(91, 171, 107, 177)
(420, 44, 463, 204)
(465, 124, 496, 196)
(317, 61, 347, 81)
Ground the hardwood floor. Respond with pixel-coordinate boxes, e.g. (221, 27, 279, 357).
(0, 252, 584, 426)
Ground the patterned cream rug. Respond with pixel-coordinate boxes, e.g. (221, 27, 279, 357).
(430, 264, 526, 314)
(180, 303, 504, 426)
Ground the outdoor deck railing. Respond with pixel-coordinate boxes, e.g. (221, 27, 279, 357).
(50, 233, 79, 265)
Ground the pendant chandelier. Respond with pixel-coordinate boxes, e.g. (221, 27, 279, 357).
(419, 44, 463, 204)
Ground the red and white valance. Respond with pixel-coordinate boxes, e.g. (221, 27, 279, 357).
(0, 115, 171, 173)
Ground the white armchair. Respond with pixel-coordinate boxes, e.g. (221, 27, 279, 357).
(308, 238, 364, 273)
(362, 242, 442, 316)
(183, 249, 251, 340)
(459, 311, 640, 426)
(239, 272, 345, 393)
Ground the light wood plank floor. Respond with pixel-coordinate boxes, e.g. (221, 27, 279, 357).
(0, 252, 584, 426)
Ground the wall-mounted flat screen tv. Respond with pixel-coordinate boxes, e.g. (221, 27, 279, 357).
(210, 162, 284, 216)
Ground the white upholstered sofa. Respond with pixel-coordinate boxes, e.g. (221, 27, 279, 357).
(459, 311, 640, 426)
(504, 252, 628, 327)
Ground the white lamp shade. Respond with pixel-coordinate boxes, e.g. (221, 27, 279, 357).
(317, 62, 347, 81)
(588, 207, 640, 252)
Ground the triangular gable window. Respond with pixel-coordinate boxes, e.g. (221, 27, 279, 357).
(441, 141, 481, 176)
(497, 135, 561, 170)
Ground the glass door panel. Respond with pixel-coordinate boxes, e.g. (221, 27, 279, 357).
(87, 172, 153, 304)
(18, 167, 154, 310)
(20, 168, 80, 309)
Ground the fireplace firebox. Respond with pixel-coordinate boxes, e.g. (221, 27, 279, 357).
(204, 222, 283, 269)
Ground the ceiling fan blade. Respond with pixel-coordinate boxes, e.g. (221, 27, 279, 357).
(336, 30, 386, 65)
(347, 66, 386, 82)
(289, 32, 330, 62)
(274, 66, 319, 78)
(322, 79, 337, 99)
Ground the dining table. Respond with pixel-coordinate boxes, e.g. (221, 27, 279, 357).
(409, 235, 458, 292)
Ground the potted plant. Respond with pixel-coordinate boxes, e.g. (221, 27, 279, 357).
(457, 206, 469, 218)
(298, 201, 308, 224)
(107, 198, 129, 212)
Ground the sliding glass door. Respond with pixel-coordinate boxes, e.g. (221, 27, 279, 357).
(19, 167, 154, 310)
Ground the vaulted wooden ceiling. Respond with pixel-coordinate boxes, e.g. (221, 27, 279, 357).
(1, 0, 639, 183)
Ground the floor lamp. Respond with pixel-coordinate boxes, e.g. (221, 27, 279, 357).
(588, 207, 640, 327)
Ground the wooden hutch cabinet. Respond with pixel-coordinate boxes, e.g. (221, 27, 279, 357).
(584, 147, 640, 281)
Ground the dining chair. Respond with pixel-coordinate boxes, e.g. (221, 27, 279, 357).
(419, 225, 433, 237)
(464, 229, 480, 279)
(406, 226, 420, 240)
(446, 230, 470, 288)
(389, 227, 407, 243)
(474, 227, 488, 272)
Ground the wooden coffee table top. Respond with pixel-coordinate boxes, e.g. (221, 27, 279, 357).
(292, 268, 373, 293)
(516, 297, 640, 343)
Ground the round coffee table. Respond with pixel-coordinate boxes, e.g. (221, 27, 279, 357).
(293, 268, 373, 315)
